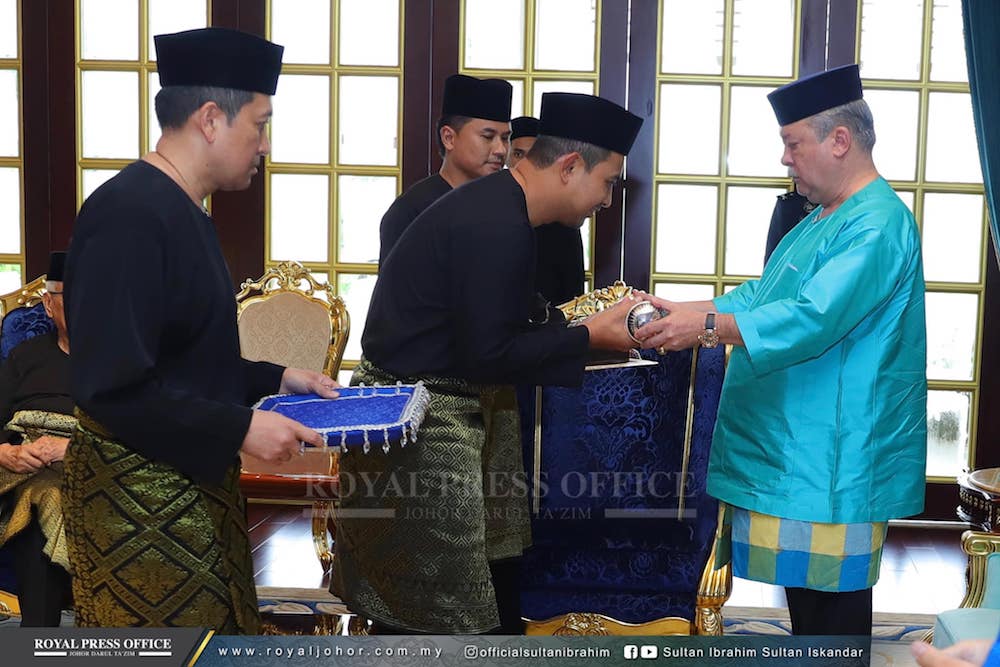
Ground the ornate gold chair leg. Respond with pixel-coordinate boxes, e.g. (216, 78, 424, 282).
(348, 615, 371, 635)
(311, 500, 334, 571)
(695, 519, 732, 636)
(312, 613, 341, 635)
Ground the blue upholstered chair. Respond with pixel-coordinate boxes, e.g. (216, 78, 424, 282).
(517, 283, 731, 635)
(0, 276, 54, 365)
(0, 274, 53, 619)
(933, 531, 1000, 647)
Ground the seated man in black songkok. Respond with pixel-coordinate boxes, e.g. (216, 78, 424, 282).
(0, 251, 74, 626)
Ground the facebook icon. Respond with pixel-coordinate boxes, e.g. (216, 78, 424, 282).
(623, 645, 639, 659)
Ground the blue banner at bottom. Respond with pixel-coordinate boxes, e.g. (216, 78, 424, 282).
(195, 635, 875, 666)
(2, 630, 902, 666)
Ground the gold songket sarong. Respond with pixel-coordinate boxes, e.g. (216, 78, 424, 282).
(0, 410, 77, 573)
(332, 359, 532, 634)
(61, 411, 260, 632)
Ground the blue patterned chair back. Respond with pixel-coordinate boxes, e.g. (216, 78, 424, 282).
(518, 345, 727, 628)
(0, 275, 54, 364)
(0, 302, 55, 363)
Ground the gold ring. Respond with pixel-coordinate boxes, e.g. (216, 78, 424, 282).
(656, 345, 667, 356)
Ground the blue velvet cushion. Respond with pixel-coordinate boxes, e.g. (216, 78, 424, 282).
(0, 303, 55, 363)
(518, 347, 726, 623)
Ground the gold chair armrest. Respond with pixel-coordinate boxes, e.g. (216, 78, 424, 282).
(959, 530, 1000, 608)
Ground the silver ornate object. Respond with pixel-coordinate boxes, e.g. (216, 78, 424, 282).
(626, 300, 669, 343)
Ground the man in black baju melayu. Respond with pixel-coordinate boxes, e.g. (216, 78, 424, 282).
(333, 93, 644, 636)
(378, 74, 513, 266)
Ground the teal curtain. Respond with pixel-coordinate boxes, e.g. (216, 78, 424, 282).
(962, 0, 1000, 267)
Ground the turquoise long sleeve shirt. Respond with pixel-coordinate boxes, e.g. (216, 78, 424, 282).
(707, 177, 927, 524)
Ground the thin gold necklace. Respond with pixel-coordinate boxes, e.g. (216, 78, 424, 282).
(153, 151, 208, 214)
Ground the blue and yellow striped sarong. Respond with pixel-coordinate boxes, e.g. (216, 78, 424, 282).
(715, 503, 887, 592)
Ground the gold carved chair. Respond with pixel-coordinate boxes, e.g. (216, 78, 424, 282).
(517, 281, 732, 635)
(929, 469, 1000, 646)
(236, 261, 349, 570)
(0, 274, 52, 621)
(0, 274, 47, 316)
(927, 530, 1000, 646)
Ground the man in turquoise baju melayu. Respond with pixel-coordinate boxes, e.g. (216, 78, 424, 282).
(634, 64, 927, 638)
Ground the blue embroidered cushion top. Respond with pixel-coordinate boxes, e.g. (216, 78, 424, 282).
(253, 384, 430, 452)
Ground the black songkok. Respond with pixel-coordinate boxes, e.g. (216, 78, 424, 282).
(511, 116, 540, 140)
(441, 74, 513, 122)
(47, 252, 66, 282)
(155, 28, 284, 95)
(767, 64, 864, 126)
(538, 93, 642, 155)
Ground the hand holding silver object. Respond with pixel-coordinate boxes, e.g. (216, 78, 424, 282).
(625, 300, 669, 344)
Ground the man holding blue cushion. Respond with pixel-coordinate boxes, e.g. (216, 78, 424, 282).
(334, 92, 642, 635)
(634, 64, 927, 638)
(63, 28, 338, 631)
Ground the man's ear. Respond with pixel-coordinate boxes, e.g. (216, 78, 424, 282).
(196, 101, 225, 143)
(830, 126, 852, 157)
(557, 152, 582, 184)
(440, 125, 457, 153)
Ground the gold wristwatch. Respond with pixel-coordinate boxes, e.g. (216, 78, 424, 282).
(698, 313, 719, 348)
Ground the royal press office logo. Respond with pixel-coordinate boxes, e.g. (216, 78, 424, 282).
(32, 637, 173, 658)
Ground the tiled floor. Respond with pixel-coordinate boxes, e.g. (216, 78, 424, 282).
(249, 503, 971, 616)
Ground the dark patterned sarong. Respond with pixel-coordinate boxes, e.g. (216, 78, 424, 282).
(331, 360, 531, 633)
(61, 412, 260, 632)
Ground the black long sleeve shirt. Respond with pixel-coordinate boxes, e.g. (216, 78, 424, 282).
(363, 170, 590, 387)
(65, 161, 283, 484)
(0, 332, 72, 444)
(534, 223, 585, 306)
(378, 173, 452, 266)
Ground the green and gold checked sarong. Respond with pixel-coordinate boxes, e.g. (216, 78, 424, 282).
(714, 503, 887, 592)
(0, 410, 77, 573)
(62, 411, 260, 632)
(331, 360, 532, 634)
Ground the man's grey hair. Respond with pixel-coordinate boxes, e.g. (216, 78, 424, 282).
(806, 98, 877, 154)
(526, 135, 612, 171)
(154, 86, 256, 130)
(44, 280, 61, 293)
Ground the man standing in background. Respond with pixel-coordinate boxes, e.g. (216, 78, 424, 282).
(63, 28, 335, 631)
(378, 74, 512, 265)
